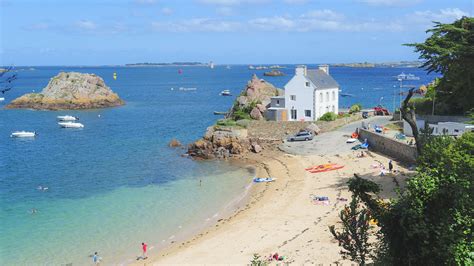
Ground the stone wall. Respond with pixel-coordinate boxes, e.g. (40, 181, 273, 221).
(248, 113, 363, 141)
(358, 128, 417, 163)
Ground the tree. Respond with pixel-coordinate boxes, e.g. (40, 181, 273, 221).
(329, 174, 380, 265)
(338, 133, 474, 265)
(329, 196, 373, 265)
(401, 88, 423, 154)
(406, 17, 474, 115)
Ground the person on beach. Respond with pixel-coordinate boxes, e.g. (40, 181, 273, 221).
(142, 242, 148, 259)
(92, 252, 101, 265)
(389, 160, 393, 172)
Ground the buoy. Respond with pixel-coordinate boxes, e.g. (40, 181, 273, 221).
(113, 72, 117, 80)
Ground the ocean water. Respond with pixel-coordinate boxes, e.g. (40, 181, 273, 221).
(0, 65, 437, 265)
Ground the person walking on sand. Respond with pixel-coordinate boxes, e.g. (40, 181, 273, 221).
(92, 252, 101, 265)
(389, 160, 393, 172)
(142, 242, 148, 259)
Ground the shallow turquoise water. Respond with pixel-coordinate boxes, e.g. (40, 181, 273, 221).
(0, 65, 436, 265)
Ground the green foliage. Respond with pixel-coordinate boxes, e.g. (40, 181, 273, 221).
(230, 100, 261, 121)
(410, 97, 433, 115)
(406, 17, 474, 114)
(319, 112, 337, 121)
(349, 103, 362, 114)
(329, 195, 374, 265)
(337, 113, 351, 118)
(250, 253, 267, 266)
(216, 119, 238, 127)
(344, 133, 474, 265)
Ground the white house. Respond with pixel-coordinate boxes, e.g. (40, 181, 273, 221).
(266, 65, 339, 121)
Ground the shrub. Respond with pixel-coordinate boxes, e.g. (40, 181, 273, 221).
(216, 119, 237, 127)
(349, 103, 362, 114)
(319, 112, 337, 121)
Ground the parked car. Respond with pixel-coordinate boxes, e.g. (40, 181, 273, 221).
(287, 131, 314, 141)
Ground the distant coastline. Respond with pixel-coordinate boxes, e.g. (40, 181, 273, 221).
(331, 60, 423, 68)
(125, 62, 207, 67)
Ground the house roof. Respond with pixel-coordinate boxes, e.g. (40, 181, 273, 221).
(306, 69, 339, 90)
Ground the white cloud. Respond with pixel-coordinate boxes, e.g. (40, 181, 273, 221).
(198, 0, 270, 5)
(152, 18, 241, 32)
(161, 7, 173, 15)
(248, 16, 295, 31)
(216, 6, 233, 16)
(75, 20, 97, 30)
(301, 9, 344, 20)
(358, 0, 422, 6)
(411, 8, 469, 24)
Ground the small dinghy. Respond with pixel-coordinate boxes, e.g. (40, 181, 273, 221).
(0, 97, 5, 102)
(58, 122, 84, 128)
(220, 90, 231, 96)
(57, 115, 78, 121)
(253, 177, 276, 183)
(346, 138, 357, 143)
(11, 131, 36, 138)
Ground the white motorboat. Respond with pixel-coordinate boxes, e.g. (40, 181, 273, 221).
(395, 72, 420, 81)
(0, 97, 4, 102)
(58, 122, 84, 128)
(57, 115, 78, 121)
(220, 90, 231, 96)
(11, 131, 36, 138)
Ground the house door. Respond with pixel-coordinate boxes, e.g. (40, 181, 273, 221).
(281, 110, 288, 121)
(291, 109, 297, 120)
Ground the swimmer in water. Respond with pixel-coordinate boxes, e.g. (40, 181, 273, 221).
(30, 208, 38, 214)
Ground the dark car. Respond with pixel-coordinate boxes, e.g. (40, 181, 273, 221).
(287, 131, 314, 141)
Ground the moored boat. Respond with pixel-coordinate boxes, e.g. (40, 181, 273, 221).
(395, 72, 420, 80)
(220, 90, 231, 96)
(11, 131, 36, 138)
(58, 122, 84, 128)
(57, 115, 78, 121)
(0, 97, 4, 102)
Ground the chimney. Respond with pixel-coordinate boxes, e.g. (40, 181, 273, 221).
(295, 65, 307, 76)
(318, 64, 329, 75)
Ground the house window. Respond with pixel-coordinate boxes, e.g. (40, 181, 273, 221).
(305, 82, 310, 87)
(326, 92, 329, 101)
(290, 95, 296, 101)
(291, 109, 297, 120)
(332, 91, 335, 100)
(319, 93, 323, 102)
(305, 110, 311, 117)
(276, 100, 280, 106)
(332, 105, 335, 112)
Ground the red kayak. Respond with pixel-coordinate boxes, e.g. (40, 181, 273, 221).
(306, 164, 344, 173)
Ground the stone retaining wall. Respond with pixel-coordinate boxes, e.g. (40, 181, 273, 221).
(358, 128, 417, 163)
(248, 113, 363, 140)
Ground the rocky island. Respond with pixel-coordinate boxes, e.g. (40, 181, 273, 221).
(187, 74, 282, 159)
(6, 72, 124, 110)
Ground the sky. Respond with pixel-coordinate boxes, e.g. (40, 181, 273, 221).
(0, 0, 472, 65)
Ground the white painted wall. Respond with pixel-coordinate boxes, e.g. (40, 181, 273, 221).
(314, 88, 339, 119)
(284, 68, 315, 121)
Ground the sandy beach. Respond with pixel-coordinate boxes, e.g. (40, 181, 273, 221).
(132, 118, 412, 265)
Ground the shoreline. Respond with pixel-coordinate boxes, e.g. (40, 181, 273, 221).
(133, 131, 413, 264)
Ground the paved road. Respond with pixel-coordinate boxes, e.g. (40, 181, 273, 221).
(280, 116, 392, 156)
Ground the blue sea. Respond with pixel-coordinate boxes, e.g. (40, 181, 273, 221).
(0, 65, 437, 265)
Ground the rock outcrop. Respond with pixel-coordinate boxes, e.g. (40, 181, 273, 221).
(187, 126, 249, 159)
(227, 74, 282, 120)
(6, 72, 124, 110)
(168, 139, 182, 147)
